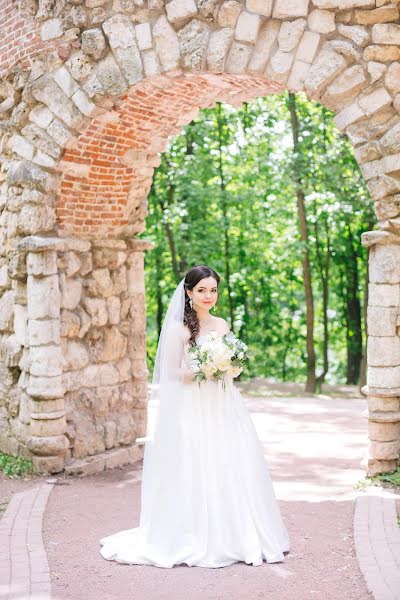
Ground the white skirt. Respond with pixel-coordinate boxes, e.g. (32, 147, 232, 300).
(100, 377, 290, 568)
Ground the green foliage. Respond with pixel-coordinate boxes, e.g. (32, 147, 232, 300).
(141, 92, 375, 385)
(355, 467, 400, 492)
(0, 451, 38, 478)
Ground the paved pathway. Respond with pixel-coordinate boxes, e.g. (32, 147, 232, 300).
(1, 388, 399, 599)
(354, 486, 400, 600)
(43, 392, 372, 600)
(0, 483, 53, 599)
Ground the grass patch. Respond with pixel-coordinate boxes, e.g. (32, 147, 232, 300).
(354, 466, 400, 491)
(0, 451, 39, 479)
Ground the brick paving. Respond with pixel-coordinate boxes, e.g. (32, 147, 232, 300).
(0, 394, 399, 599)
(354, 487, 400, 600)
(0, 483, 53, 600)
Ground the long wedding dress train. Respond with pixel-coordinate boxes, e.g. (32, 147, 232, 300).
(99, 334, 290, 568)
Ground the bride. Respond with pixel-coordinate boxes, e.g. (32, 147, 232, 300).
(100, 265, 290, 568)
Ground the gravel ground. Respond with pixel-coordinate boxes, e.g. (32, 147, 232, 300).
(38, 389, 372, 600)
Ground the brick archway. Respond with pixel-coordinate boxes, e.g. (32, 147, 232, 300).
(1, 0, 400, 475)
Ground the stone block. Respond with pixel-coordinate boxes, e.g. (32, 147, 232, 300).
(363, 45, 400, 62)
(368, 283, 400, 307)
(178, 19, 210, 71)
(102, 15, 143, 85)
(142, 50, 161, 77)
(234, 10, 261, 44)
(367, 61, 386, 84)
(11, 135, 34, 161)
(217, 0, 241, 27)
(367, 175, 400, 201)
(287, 60, 311, 92)
(14, 304, 27, 346)
(266, 49, 295, 84)
(207, 27, 234, 71)
(246, 0, 272, 17)
(18, 205, 56, 236)
(368, 336, 400, 367)
(355, 6, 399, 25)
(295, 30, 320, 64)
(278, 19, 307, 53)
(27, 251, 57, 277)
(41, 18, 63, 41)
(59, 273, 82, 310)
(153, 15, 180, 72)
(369, 244, 400, 284)
(165, 0, 198, 23)
(83, 297, 108, 326)
(135, 22, 152, 51)
(92, 267, 114, 298)
(30, 345, 62, 377)
(0, 264, 10, 291)
(372, 23, 400, 45)
(368, 396, 400, 412)
(27, 374, 64, 399)
(27, 433, 69, 456)
(58, 251, 81, 277)
(354, 141, 381, 164)
(326, 64, 367, 98)
(71, 89, 97, 118)
(308, 9, 335, 34)
(60, 310, 81, 338)
(225, 41, 252, 74)
(27, 319, 60, 346)
(369, 439, 400, 460)
(62, 340, 90, 371)
(337, 24, 369, 47)
(107, 296, 121, 325)
(83, 54, 128, 98)
(358, 87, 392, 117)
(27, 274, 60, 320)
(380, 121, 400, 154)
(32, 455, 64, 473)
(81, 28, 107, 59)
(248, 19, 280, 72)
(313, 0, 374, 7)
(304, 45, 347, 98)
(30, 415, 67, 437)
(273, 0, 310, 18)
(31, 76, 84, 130)
(53, 66, 80, 99)
(374, 199, 400, 221)
(385, 62, 400, 97)
(7, 160, 56, 194)
(368, 306, 397, 336)
(0, 290, 14, 331)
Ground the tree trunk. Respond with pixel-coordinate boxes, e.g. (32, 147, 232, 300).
(287, 92, 316, 393)
(344, 224, 362, 384)
(216, 103, 234, 327)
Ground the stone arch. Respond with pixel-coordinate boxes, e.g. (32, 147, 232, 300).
(1, 0, 400, 475)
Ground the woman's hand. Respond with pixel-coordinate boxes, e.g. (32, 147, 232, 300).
(179, 367, 197, 384)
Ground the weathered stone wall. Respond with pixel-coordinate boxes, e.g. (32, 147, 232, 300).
(1, 0, 400, 474)
(0, 234, 150, 472)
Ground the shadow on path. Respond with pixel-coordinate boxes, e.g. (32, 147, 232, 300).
(42, 392, 372, 600)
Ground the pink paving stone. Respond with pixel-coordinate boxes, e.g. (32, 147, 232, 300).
(0, 483, 54, 600)
(43, 394, 373, 600)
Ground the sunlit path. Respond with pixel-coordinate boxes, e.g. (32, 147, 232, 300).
(39, 383, 371, 600)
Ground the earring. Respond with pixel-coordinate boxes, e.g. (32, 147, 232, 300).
(189, 298, 193, 309)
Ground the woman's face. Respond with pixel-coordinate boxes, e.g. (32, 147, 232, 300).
(188, 276, 218, 311)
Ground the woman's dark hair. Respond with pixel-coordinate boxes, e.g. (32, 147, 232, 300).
(183, 265, 220, 346)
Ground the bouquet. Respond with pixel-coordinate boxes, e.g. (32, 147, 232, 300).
(187, 330, 250, 387)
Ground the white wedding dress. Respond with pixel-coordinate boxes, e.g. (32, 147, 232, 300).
(100, 332, 290, 568)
